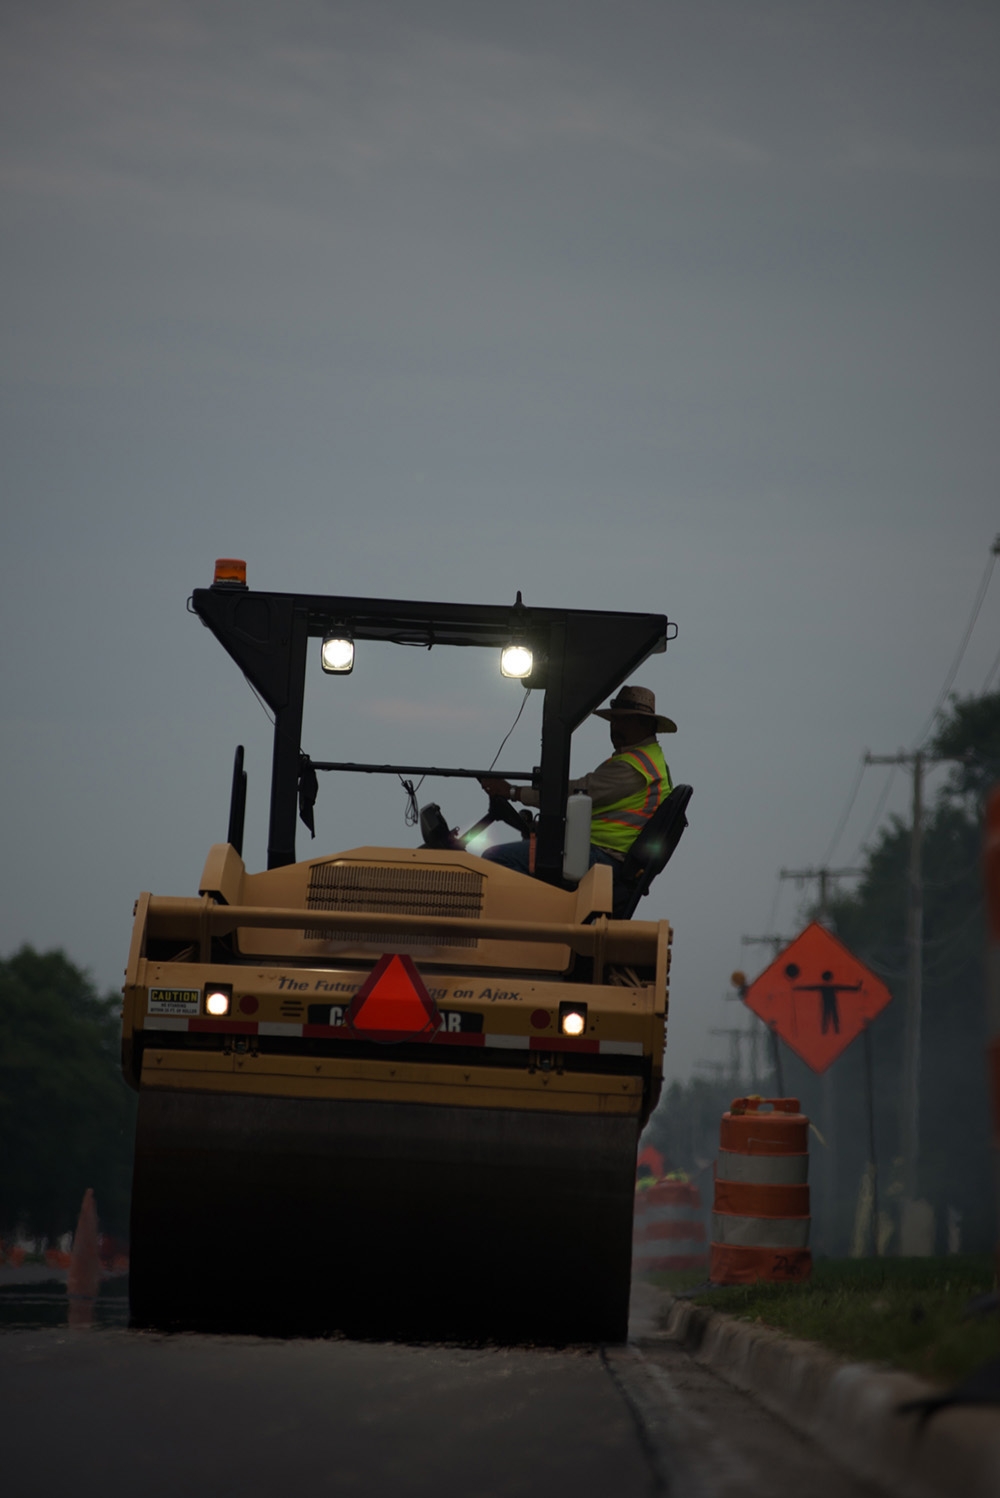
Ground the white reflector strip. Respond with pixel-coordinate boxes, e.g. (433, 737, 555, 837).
(599, 1040, 643, 1056)
(639, 1206, 704, 1226)
(259, 1021, 303, 1037)
(711, 1213, 810, 1248)
(717, 1149, 808, 1185)
(484, 1034, 529, 1049)
(145, 1016, 190, 1031)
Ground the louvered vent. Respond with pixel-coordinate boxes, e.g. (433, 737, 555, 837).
(305, 863, 484, 948)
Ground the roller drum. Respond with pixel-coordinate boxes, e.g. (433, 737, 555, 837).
(129, 1087, 638, 1343)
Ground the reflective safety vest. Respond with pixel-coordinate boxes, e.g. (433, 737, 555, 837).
(590, 740, 671, 854)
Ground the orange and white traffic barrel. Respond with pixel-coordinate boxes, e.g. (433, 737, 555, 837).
(632, 1180, 707, 1274)
(709, 1096, 811, 1284)
(984, 787, 1000, 1280)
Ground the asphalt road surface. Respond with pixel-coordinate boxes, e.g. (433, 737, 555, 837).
(1, 1283, 880, 1498)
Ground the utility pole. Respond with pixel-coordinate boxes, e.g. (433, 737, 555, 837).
(739, 935, 793, 1092)
(741, 935, 789, 957)
(864, 750, 962, 1212)
(694, 1060, 727, 1080)
(779, 867, 865, 924)
(710, 1027, 748, 1085)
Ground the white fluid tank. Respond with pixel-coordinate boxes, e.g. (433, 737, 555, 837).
(562, 793, 592, 884)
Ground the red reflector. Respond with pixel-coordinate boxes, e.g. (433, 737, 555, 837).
(345, 954, 440, 1043)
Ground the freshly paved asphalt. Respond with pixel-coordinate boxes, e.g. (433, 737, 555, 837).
(0, 1282, 879, 1497)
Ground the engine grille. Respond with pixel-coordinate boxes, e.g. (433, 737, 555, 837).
(305, 863, 484, 948)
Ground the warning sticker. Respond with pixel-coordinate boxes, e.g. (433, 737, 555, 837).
(148, 987, 200, 1015)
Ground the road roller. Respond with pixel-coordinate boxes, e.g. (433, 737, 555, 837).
(122, 561, 683, 1341)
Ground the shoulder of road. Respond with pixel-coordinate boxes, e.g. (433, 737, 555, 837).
(641, 1286, 1000, 1498)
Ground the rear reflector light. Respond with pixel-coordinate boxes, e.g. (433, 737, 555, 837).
(204, 983, 232, 1017)
(558, 1001, 587, 1037)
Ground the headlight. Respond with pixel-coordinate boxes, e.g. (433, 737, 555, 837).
(558, 1002, 587, 1037)
(204, 984, 232, 1017)
(321, 635, 355, 674)
(500, 645, 532, 679)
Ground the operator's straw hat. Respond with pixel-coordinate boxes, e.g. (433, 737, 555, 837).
(593, 685, 677, 734)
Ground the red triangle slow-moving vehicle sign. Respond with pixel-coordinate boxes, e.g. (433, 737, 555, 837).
(742, 922, 891, 1074)
(344, 954, 441, 1043)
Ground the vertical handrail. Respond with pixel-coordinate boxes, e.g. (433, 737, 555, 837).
(227, 744, 247, 855)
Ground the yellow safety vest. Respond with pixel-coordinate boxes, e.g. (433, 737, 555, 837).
(590, 741, 671, 854)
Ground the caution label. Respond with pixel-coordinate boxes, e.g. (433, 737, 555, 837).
(148, 987, 200, 1015)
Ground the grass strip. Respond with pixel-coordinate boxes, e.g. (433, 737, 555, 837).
(654, 1256, 999, 1386)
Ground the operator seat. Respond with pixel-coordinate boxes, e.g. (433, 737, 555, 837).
(612, 784, 693, 920)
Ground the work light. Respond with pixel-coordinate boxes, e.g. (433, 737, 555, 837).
(321, 633, 355, 674)
(500, 644, 532, 679)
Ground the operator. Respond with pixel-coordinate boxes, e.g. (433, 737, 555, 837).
(479, 684, 675, 875)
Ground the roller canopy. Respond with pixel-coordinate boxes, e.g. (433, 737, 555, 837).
(192, 581, 673, 881)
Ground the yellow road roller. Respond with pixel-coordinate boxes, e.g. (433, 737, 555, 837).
(122, 561, 689, 1341)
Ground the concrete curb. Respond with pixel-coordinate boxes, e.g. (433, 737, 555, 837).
(650, 1291, 1000, 1498)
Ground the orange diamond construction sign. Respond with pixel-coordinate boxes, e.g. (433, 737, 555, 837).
(742, 922, 892, 1074)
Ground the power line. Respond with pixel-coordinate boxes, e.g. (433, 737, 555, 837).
(913, 534, 1000, 748)
(984, 640, 1000, 693)
(839, 534, 999, 859)
(820, 754, 868, 864)
(852, 763, 898, 859)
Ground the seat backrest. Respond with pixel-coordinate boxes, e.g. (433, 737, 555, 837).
(613, 784, 693, 920)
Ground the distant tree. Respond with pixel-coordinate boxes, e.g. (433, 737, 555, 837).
(932, 687, 1000, 806)
(0, 947, 136, 1239)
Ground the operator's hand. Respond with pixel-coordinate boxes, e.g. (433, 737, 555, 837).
(479, 777, 513, 799)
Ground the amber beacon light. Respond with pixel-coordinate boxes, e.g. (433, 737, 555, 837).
(213, 558, 247, 587)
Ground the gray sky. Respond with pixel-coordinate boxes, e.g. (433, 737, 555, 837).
(2, 0, 998, 1081)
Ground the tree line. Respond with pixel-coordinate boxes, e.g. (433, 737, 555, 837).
(0, 947, 135, 1239)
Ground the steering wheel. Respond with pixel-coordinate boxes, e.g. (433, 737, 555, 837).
(419, 794, 534, 851)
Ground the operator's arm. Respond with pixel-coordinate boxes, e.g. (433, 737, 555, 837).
(514, 758, 644, 810)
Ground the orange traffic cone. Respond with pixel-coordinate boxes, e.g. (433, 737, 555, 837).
(67, 1188, 100, 1328)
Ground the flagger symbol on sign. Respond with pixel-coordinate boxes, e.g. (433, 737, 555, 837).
(786, 965, 863, 1036)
